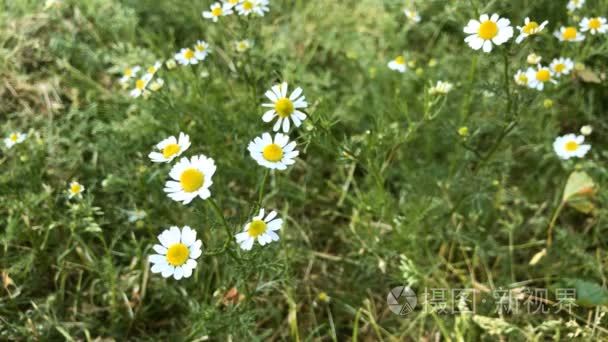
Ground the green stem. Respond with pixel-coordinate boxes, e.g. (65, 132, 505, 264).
(258, 169, 269, 205)
(208, 198, 233, 243)
(547, 201, 565, 247)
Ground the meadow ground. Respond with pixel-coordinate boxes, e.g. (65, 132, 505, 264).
(1, 0, 608, 340)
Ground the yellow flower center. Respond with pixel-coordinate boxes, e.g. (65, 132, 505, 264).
(124, 68, 133, 76)
(136, 79, 146, 90)
(522, 21, 539, 34)
(536, 69, 551, 82)
(262, 144, 284, 162)
(195, 44, 206, 52)
(565, 140, 579, 152)
(589, 18, 601, 30)
(517, 74, 528, 83)
(70, 183, 81, 194)
(562, 27, 577, 40)
(184, 49, 195, 60)
(9, 133, 18, 142)
(212, 7, 223, 16)
(166, 243, 189, 266)
(229, 0, 238, 3)
(147, 66, 156, 73)
(554, 63, 566, 73)
(162, 143, 180, 158)
(243, 1, 253, 10)
(275, 97, 294, 118)
(248, 220, 267, 237)
(395, 56, 405, 65)
(478, 20, 499, 40)
(180, 168, 204, 192)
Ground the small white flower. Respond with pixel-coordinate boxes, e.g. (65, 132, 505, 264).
(580, 125, 593, 136)
(550, 57, 574, 77)
(235, 208, 282, 250)
(149, 226, 202, 280)
(429, 81, 453, 95)
(175, 48, 198, 65)
(514, 70, 529, 86)
(515, 17, 548, 43)
(527, 53, 542, 65)
(567, 0, 584, 12)
(129, 75, 152, 98)
(149, 78, 164, 91)
(68, 181, 85, 199)
(148, 132, 191, 163)
(404, 8, 421, 23)
(554, 26, 585, 42)
(248, 133, 299, 170)
(234, 39, 253, 53)
(250, 0, 269, 16)
(223, 0, 240, 8)
(526, 66, 557, 91)
(580, 17, 607, 35)
(463, 13, 514, 53)
(236, 0, 256, 16)
(119, 65, 140, 84)
(202, 2, 233, 22)
(194, 40, 211, 61)
(164, 155, 216, 204)
(553, 134, 591, 159)
(388, 55, 407, 73)
(166, 59, 177, 70)
(145, 61, 162, 75)
(262, 82, 308, 133)
(4, 132, 26, 148)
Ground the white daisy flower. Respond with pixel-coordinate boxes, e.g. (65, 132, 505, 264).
(429, 81, 453, 95)
(202, 2, 233, 22)
(251, 0, 269, 16)
(149, 226, 202, 280)
(404, 8, 421, 23)
(515, 18, 548, 43)
(463, 13, 514, 53)
(526, 65, 557, 90)
(234, 39, 253, 53)
(248, 133, 299, 170)
(262, 82, 308, 133)
(554, 26, 585, 42)
(580, 17, 607, 35)
(164, 155, 216, 204)
(550, 57, 574, 77)
(567, 0, 584, 12)
(68, 181, 85, 198)
(194, 40, 211, 61)
(526, 53, 542, 65)
(513, 70, 529, 86)
(388, 56, 407, 73)
(553, 134, 591, 159)
(235, 208, 282, 250)
(175, 48, 198, 65)
(236, 0, 256, 16)
(119, 65, 140, 84)
(149, 78, 164, 91)
(223, 0, 240, 7)
(146, 61, 162, 75)
(129, 73, 153, 98)
(4, 132, 26, 148)
(148, 132, 191, 163)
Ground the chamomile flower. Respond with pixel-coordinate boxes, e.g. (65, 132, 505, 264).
(223, 0, 240, 7)
(404, 8, 421, 23)
(580, 17, 607, 35)
(149, 78, 164, 92)
(68, 181, 85, 198)
(119, 66, 140, 84)
(514, 70, 529, 86)
(149, 226, 202, 280)
(262, 82, 308, 132)
(429, 81, 453, 95)
(527, 53, 542, 65)
(129, 74, 152, 98)
(553, 134, 590, 159)
(248, 133, 299, 170)
(146, 61, 162, 75)
(164, 155, 216, 204)
(175, 48, 199, 65)
(515, 18, 548, 43)
(463, 14, 514, 53)
(234, 39, 253, 53)
(235, 208, 282, 250)
(148, 132, 191, 163)
(550, 57, 574, 77)
(4, 132, 26, 148)
(526, 65, 557, 90)
(251, 0, 269, 16)
(554, 26, 585, 42)
(236, 0, 256, 16)
(202, 2, 233, 22)
(388, 55, 407, 73)
(580, 125, 593, 136)
(194, 40, 211, 61)
(567, 0, 584, 12)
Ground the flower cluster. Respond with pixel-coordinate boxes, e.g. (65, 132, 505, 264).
(119, 61, 164, 98)
(202, 0, 269, 22)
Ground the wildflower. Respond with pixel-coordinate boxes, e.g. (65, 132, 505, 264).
(515, 18, 548, 43)
(553, 134, 590, 159)
(146, 61, 162, 75)
(235, 208, 282, 250)
(119, 65, 140, 84)
(4, 132, 26, 148)
(248, 133, 299, 170)
(429, 81, 453, 95)
(458, 126, 469, 137)
(580, 17, 607, 35)
(554, 26, 585, 42)
(317, 292, 331, 303)
(166, 59, 177, 70)
(223, 0, 240, 7)
(68, 181, 85, 199)
(175, 48, 199, 65)
(567, 0, 584, 12)
(526, 65, 556, 90)
(149, 226, 202, 280)
(527, 53, 542, 65)
(236, 0, 256, 16)
(543, 99, 553, 108)
(148, 132, 191, 163)
(194, 40, 211, 61)
(234, 39, 253, 53)
(149, 78, 164, 91)
(514, 70, 529, 86)
(388, 55, 407, 73)
(404, 8, 421, 23)
(262, 82, 308, 132)
(549, 57, 574, 77)
(580, 125, 592, 135)
(463, 14, 514, 53)
(202, 2, 233, 22)
(164, 155, 216, 204)
(129, 74, 152, 98)
(247, 0, 269, 16)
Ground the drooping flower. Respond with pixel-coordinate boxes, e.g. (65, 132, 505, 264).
(261, 82, 308, 132)
(515, 17, 548, 43)
(235, 208, 282, 250)
(554, 26, 585, 42)
(202, 2, 233, 22)
(164, 155, 216, 204)
(149, 226, 202, 280)
(68, 181, 85, 199)
(148, 132, 191, 163)
(553, 134, 591, 159)
(526, 65, 557, 90)
(580, 17, 607, 35)
(549, 57, 574, 77)
(4, 132, 26, 148)
(388, 55, 407, 73)
(248, 133, 299, 170)
(463, 14, 514, 53)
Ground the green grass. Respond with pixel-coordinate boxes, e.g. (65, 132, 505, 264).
(1, 0, 608, 340)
